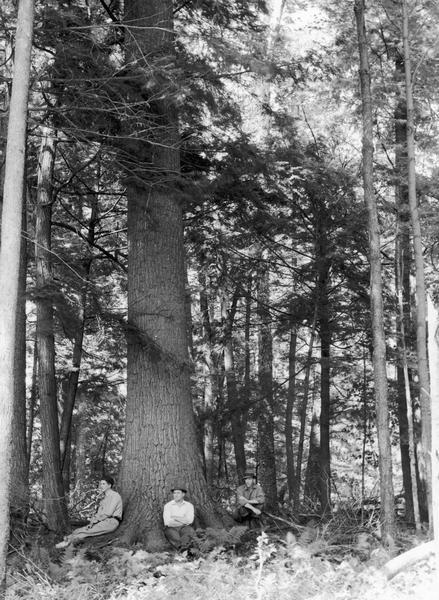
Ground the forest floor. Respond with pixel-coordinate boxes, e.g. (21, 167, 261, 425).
(5, 522, 438, 599)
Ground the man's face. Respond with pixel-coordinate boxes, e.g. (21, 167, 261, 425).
(244, 477, 254, 487)
(99, 480, 111, 493)
(173, 490, 185, 502)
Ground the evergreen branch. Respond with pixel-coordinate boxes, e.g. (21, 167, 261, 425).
(51, 221, 127, 272)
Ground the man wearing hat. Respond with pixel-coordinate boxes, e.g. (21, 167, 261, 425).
(163, 485, 195, 550)
(233, 470, 265, 527)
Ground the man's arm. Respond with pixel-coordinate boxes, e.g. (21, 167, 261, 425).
(248, 485, 265, 505)
(171, 502, 194, 526)
(94, 492, 123, 522)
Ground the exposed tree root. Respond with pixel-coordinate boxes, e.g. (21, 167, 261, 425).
(383, 540, 435, 580)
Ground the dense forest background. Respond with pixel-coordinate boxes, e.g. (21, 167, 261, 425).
(1, 0, 439, 583)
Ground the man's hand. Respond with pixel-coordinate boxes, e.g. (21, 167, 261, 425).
(245, 504, 261, 515)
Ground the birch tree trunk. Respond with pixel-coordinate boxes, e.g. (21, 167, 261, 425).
(0, 0, 34, 588)
(402, 0, 431, 524)
(354, 0, 395, 544)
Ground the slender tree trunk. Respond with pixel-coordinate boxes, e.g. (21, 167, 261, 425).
(396, 241, 420, 529)
(294, 305, 318, 511)
(240, 274, 252, 444)
(73, 390, 88, 499)
(316, 226, 331, 514)
(35, 129, 67, 531)
(10, 199, 29, 519)
(427, 296, 439, 569)
(394, 54, 416, 524)
(198, 268, 216, 485)
(304, 412, 320, 509)
(285, 311, 297, 502)
(119, 0, 223, 549)
(256, 257, 277, 511)
(355, 0, 395, 544)
(221, 286, 247, 479)
(402, 0, 431, 524)
(0, 39, 12, 203)
(27, 337, 38, 468)
(0, 0, 34, 587)
(60, 194, 98, 481)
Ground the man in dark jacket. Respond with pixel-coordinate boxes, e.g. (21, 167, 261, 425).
(233, 470, 265, 528)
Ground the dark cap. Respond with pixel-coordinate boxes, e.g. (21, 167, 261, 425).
(171, 485, 187, 493)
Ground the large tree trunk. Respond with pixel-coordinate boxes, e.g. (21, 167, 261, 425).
(0, 0, 34, 588)
(402, 0, 431, 524)
(354, 0, 395, 544)
(35, 129, 67, 531)
(119, 0, 223, 549)
(256, 257, 277, 511)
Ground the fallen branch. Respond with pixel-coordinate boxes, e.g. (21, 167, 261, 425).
(382, 540, 435, 580)
(262, 511, 304, 531)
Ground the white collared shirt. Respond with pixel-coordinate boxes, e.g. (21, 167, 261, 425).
(163, 499, 194, 527)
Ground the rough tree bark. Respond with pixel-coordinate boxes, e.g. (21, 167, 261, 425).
(119, 0, 223, 549)
(9, 200, 29, 519)
(354, 0, 395, 544)
(0, 0, 34, 588)
(35, 129, 68, 530)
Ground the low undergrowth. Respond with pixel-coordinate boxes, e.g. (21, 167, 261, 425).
(5, 528, 436, 600)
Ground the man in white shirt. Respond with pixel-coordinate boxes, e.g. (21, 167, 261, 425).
(163, 485, 195, 550)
